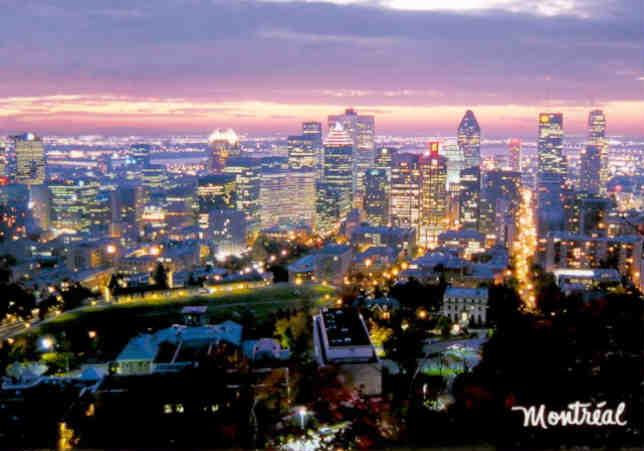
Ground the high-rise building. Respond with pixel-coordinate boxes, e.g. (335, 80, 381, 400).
(328, 109, 375, 205)
(259, 168, 316, 229)
(374, 147, 396, 169)
(579, 145, 601, 195)
(316, 123, 354, 235)
(508, 139, 521, 172)
(363, 168, 389, 227)
(197, 174, 237, 232)
(14, 133, 45, 185)
(481, 170, 522, 244)
(223, 157, 261, 234)
(110, 184, 145, 239)
(536, 113, 566, 237)
(302, 121, 323, 146)
(207, 129, 240, 173)
(587, 110, 608, 194)
(457, 110, 481, 169)
(287, 134, 317, 170)
(49, 179, 101, 234)
(459, 166, 481, 232)
(130, 143, 152, 169)
(390, 153, 421, 233)
(418, 142, 448, 248)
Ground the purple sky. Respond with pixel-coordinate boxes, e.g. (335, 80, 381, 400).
(1, 0, 642, 136)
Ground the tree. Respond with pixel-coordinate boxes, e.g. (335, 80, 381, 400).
(151, 262, 169, 289)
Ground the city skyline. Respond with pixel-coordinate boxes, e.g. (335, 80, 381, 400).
(1, 0, 642, 136)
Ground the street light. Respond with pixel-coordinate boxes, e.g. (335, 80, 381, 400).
(39, 336, 55, 352)
(296, 406, 308, 429)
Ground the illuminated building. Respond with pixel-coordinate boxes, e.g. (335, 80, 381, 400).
(459, 166, 480, 232)
(457, 110, 481, 169)
(438, 229, 485, 260)
(481, 170, 522, 245)
(543, 232, 642, 288)
(49, 179, 101, 234)
(141, 164, 168, 192)
(316, 123, 354, 235)
(350, 225, 417, 256)
(207, 128, 240, 173)
(197, 174, 237, 232)
(536, 113, 566, 238)
(130, 143, 152, 169)
(302, 121, 323, 146)
(259, 169, 316, 229)
(374, 147, 396, 169)
(0, 141, 7, 176)
(287, 134, 317, 170)
(440, 138, 463, 189)
(328, 108, 375, 205)
(29, 184, 51, 231)
(14, 133, 46, 185)
(418, 142, 448, 248)
(110, 184, 145, 240)
(579, 145, 601, 194)
(363, 168, 389, 226)
(587, 110, 609, 194)
(390, 153, 420, 233)
(508, 138, 521, 172)
(207, 209, 247, 258)
(223, 157, 261, 233)
(442, 287, 488, 326)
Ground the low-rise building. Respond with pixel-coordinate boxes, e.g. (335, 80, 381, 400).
(442, 286, 489, 326)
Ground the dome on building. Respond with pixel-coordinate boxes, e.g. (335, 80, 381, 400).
(208, 128, 239, 146)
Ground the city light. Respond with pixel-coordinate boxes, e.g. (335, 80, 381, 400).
(513, 188, 537, 311)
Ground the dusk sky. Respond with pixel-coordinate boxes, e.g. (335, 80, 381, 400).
(1, 0, 642, 137)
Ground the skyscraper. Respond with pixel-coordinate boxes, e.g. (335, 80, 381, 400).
(457, 110, 481, 169)
(536, 113, 566, 238)
(459, 166, 481, 232)
(49, 179, 101, 234)
(390, 153, 421, 233)
(579, 145, 601, 194)
(508, 138, 521, 172)
(130, 143, 152, 169)
(316, 123, 354, 235)
(587, 110, 608, 194)
(328, 108, 375, 205)
(302, 121, 323, 147)
(374, 147, 396, 170)
(14, 133, 45, 185)
(223, 157, 261, 234)
(363, 168, 389, 227)
(418, 142, 448, 248)
(208, 129, 240, 173)
(287, 134, 317, 170)
(197, 174, 237, 232)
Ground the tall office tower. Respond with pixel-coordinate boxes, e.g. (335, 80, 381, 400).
(328, 108, 375, 205)
(579, 145, 601, 194)
(508, 138, 522, 172)
(223, 157, 261, 234)
(587, 110, 608, 194)
(457, 110, 481, 169)
(302, 121, 323, 147)
(459, 166, 481, 231)
(363, 168, 389, 226)
(440, 138, 464, 189)
(49, 179, 100, 234)
(259, 168, 316, 229)
(110, 184, 145, 239)
(482, 170, 522, 244)
(418, 142, 448, 248)
(14, 133, 45, 185)
(288, 134, 317, 170)
(375, 147, 396, 169)
(536, 113, 566, 238)
(196, 174, 237, 232)
(208, 129, 240, 173)
(89, 189, 112, 236)
(390, 153, 421, 233)
(130, 143, 152, 169)
(141, 164, 168, 191)
(316, 123, 354, 235)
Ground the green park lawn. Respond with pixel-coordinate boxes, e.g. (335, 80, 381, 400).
(3, 283, 334, 368)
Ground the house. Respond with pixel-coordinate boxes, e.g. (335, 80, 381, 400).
(442, 286, 489, 327)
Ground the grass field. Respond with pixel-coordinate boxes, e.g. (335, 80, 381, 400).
(4, 283, 335, 367)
